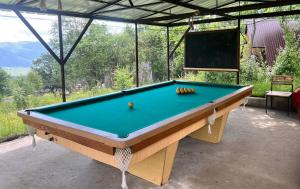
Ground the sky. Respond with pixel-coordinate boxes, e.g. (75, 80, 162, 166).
(0, 10, 126, 43)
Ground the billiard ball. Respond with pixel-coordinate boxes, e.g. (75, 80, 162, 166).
(188, 88, 192, 93)
(179, 88, 185, 94)
(176, 88, 180, 94)
(128, 102, 134, 109)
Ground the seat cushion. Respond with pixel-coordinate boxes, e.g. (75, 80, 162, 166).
(266, 91, 292, 98)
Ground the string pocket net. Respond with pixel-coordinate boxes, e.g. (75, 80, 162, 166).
(115, 148, 133, 189)
(207, 109, 216, 135)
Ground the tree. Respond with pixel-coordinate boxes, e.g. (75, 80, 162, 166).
(13, 86, 28, 109)
(140, 26, 167, 83)
(26, 70, 43, 94)
(113, 66, 134, 90)
(273, 21, 300, 77)
(169, 26, 188, 78)
(67, 24, 115, 89)
(0, 68, 10, 99)
(32, 54, 61, 94)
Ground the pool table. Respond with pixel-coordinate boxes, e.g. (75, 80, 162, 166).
(18, 80, 252, 186)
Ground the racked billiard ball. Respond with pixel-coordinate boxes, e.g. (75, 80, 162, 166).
(179, 88, 185, 94)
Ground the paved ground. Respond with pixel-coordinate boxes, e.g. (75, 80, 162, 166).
(0, 107, 300, 189)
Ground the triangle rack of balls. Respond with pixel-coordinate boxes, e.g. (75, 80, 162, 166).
(176, 88, 196, 95)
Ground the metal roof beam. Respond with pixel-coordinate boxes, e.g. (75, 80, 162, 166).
(15, 0, 28, 4)
(217, 0, 300, 13)
(213, 1, 237, 9)
(139, 12, 196, 22)
(63, 18, 94, 64)
(128, 0, 134, 7)
(136, 0, 194, 20)
(170, 9, 300, 27)
(96, 2, 164, 15)
(0, 3, 167, 26)
(90, 0, 173, 16)
(89, 0, 123, 14)
(161, 0, 235, 19)
(14, 10, 61, 63)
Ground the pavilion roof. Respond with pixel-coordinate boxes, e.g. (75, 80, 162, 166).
(0, 0, 299, 26)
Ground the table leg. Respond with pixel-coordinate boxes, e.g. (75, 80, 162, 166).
(271, 96, 273, 108)
(288, 97, 290, 116)
(265, 96, 268, 114)
(128, 141, 179, 186)
(189, 113, 229, 143)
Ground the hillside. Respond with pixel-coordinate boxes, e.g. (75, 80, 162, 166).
(0, 41, 45, 68)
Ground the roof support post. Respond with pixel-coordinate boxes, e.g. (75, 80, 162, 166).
(63, 18, 93, 64)
(58, 14, 66, 102)
(169, 27, 191, 60)
(167, 26, 170, 80)
(237, 18, 240, 85)
(135, 23, 139, 87)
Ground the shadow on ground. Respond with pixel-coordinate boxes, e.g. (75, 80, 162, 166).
(0, 107, 299, 189)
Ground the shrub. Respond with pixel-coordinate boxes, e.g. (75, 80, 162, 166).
(182, 72, 204, 81)
(13, 87, 28, 109)
(113, 66, 134, 90)
(26, 71, 43, 94)
(273, 22, 300, 77)
(240, 55, 271, 84)
(204, 72, 236, 84)
(0, 68, 10, 98)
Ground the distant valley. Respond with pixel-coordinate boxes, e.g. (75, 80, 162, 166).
(0, 41, 45, 76)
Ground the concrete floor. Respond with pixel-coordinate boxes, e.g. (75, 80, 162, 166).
(0, 107, 300, 189)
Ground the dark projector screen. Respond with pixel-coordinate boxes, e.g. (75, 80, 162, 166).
(185, 29, 239, 70)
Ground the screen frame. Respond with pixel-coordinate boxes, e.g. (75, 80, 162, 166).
(184, 28, 240, 72)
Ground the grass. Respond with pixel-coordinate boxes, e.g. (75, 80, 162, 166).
(0, 88, 114, 141)
(0, 102, 26, 142)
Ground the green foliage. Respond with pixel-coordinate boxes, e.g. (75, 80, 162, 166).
(32, 53, 61, 94)
(182, 72, 205, 82)
(169, 26, 189, 78)
(26, 70, 43, 94)
(0, 101, 26, 141)
(204, 72, 236, 84)
(0, 68, 10, 99)
(113, 67, 134, 90)
(7, 70, 44, 103)
(240, 56, 271, 83)
(13, 87, 28, 109)
(139, 26, 167, 83)
(64, 24, 135, 90)
(273, 22, 300, 77)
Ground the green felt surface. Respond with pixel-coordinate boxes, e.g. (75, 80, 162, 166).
(36, 82, 242, 138)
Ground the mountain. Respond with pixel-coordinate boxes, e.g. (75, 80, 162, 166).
(0, 41, 45, 68)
